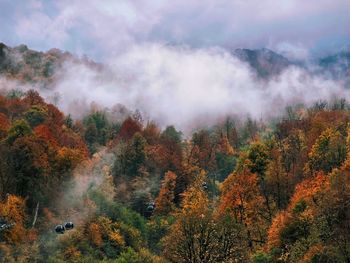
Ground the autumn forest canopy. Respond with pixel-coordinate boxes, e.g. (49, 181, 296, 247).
(1, 1, 350, 262)
(0, 54, 350, 262)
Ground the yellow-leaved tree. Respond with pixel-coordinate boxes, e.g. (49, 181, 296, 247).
(155, 171, 177, 215)
(163, 170, 247, 262)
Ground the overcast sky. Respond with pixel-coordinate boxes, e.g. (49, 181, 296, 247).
(1, 0, 350, 130)
(1, 0, 350, 61)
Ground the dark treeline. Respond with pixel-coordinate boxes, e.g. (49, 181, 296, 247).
(0, 90, 350, 262)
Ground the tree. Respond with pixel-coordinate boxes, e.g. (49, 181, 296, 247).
(307, 127, 346, 174)
(22, 90, 45, 106)
(266, 173, 333, 262)
(64, 114, 73, 129)
(114, 132, 147, 177)
(125, 133, 147, 176)
(245, 140, 275, 220)
(6, 119, 32, 144)
(163, 171, 247, 262)
(118, 117, 142, 140)
(6, 97, 28, 120)
(84, 123, 98, 152)
(10, 135, 51, 207)
(34, 124, 58, 148)
(266, 159, 290, 211)
(143, 121, 160, 145)
(0, 143, 15, 197)
(247, 141, 269, 178)
(83, 110, 109, 147)
(24, 105, 48, 127)
(241, 117, 259, 143)
(156, 126, 183, 173)
(56, 147, 86, 175)
(155, 171, 177, 215)
(215, 134, 236, 181)
(161, 126, 182, 144)
(191, 130, 216, 171)
(252, 252, 273, 263)
(115, 247, 140, 263)
(0, 113, 10, 139)
(280, 129, 307, 182)
(315, 167, 350, 262)
(46, 103, 65, 128)
(0, 194, 27, 244)
(218, 168, 268, 249)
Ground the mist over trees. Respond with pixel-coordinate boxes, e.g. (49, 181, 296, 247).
(0, 39, 349, 262)
(1, 0, 350, 261)
(0, 85, 350, 262)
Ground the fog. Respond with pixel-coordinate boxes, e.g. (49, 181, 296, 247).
(0, 42, 347, 134)
(1, 1, 349, 133)
(58, 147, 116, 223)
(45, 43, 346, 132)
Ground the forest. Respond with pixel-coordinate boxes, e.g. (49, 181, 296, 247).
(1, 1, 350, 260)
(0, 87, 349, 262)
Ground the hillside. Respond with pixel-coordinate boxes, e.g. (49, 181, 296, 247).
(318, 50, 350, 86)
(234, 48, 292, 78)
(0, 44, 350, 262)
(0, 43, 101, 87)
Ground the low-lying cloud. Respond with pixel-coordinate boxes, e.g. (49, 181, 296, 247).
(45, 43, 347, 132)
(1, 0, 349, 133)
(1, 43, 347, 132)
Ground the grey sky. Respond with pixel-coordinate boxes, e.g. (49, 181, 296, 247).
(0, 0, 349, 60)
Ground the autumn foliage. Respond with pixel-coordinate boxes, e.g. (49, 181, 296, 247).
(1, 89, 350, 262)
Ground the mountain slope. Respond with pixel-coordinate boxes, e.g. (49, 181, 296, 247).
(0, 43, 101, 87)
(318, 51, 350, 85)
(233, 48, 291, 78)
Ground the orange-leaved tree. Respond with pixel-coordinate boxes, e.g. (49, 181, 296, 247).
(163, 170, 247, 262)
(155, 171, 177, 215)
(0, 194, 27, 244)
(218, 166, 268, 249)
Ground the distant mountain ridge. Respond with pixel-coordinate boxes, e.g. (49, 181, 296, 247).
(0, 42, 349, 85)
(317, 51, 350, 84)
(233, 48, 292, 78)
(233, 47, 350, 85)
